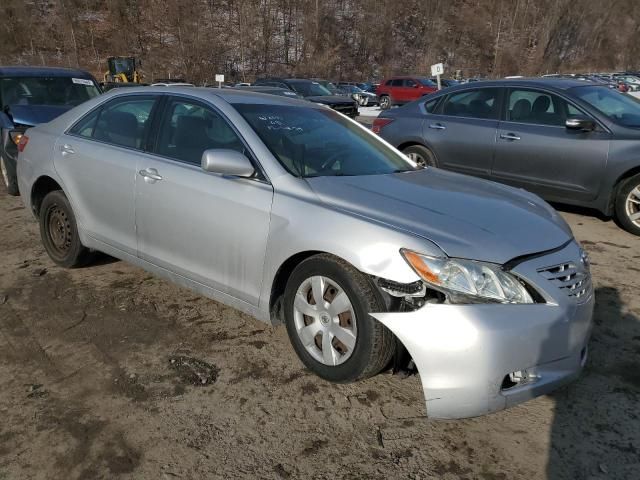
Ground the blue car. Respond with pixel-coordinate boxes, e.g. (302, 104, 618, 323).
(0, 66, 101, 195)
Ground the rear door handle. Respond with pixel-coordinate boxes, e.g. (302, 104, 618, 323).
(429, 123, 446, 130)
(139, 168, 163, 182)
(60, 144, 75, 155)
(500, 133, 521, 141)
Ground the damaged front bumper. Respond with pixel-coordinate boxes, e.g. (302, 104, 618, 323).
(372, 241, 595, 419)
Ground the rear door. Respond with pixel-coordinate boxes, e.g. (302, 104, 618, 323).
(422, 87, 502, 177)
(56, 94, 159, 255)
(135, 95, 273, 305)
(491, 88, 610, 202)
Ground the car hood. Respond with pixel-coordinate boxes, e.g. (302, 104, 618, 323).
(6, 104, 72, 127)
(306, 168, 572, 264)
(305, 95, 355, 105)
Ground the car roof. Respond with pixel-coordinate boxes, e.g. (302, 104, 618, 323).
(103, 85, 310, 106)
(440, 77, 601, 91)
(0, 66, 95, 78)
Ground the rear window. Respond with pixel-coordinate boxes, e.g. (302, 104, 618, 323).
(0, 76, 100, 107)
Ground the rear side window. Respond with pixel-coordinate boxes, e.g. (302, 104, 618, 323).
(385, 79, 393, 86)
(391, 79, 404, 87)
(442, 88, 501, 119)
(69, 95, 156, 149)
(424, 98, 440, 113)
(154, 98, 245, 165)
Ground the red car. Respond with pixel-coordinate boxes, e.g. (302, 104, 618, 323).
(376, 76, 438, 110)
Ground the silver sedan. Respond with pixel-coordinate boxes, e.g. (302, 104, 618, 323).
(17, 86, 594, 418)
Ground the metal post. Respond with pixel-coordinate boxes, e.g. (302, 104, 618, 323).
(437, 74, 442, 91)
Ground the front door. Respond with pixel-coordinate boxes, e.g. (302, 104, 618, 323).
(135, 96, 273, 305)
(491, 88, 610, 202)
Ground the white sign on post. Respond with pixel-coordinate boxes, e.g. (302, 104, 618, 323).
(430, 63, 444, 90)
(215, 74, 224, 88)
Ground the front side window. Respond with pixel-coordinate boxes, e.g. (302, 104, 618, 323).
(69, 95, 156, 149)
(0, 76, 100, 107)
(571, 85, 640, 128)
(155, 98, 245, 165)
(234, 103, 416, 177)
(442, 88, 500, 119)
(404, 79, 416, 88)
(507, 89, 574, 126)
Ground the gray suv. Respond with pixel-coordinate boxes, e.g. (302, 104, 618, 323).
(375, 78, 640, 235)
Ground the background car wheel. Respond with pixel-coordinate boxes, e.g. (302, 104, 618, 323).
(39, 190, 92, 267)
(379, 95, 391, 110)
(615, 173, 640, 236)
(402, 145, 438, 168)
(1, 155, 19, 196)
(284, 254, 395, 383)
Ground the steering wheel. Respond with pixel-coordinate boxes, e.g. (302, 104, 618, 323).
(318, 150, 348, 174)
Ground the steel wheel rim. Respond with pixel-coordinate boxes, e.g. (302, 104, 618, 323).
(46, 204, 72, 255)
(626, 185, 640, 227)
(0, 157, 8, 187)
(293, 275, 357, 366)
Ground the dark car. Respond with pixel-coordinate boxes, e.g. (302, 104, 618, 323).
(374, 78, 640, 235)
(429, 78, 460, 89)
(375, 76, 438, 110)
(0, 66, 101, 195)
(253, 78, 358, 117)
(233, 85, 304, 99)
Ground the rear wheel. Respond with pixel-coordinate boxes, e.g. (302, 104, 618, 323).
(284, 254, 395, 383)
(379, 95, 391, 110)
(402, 144, 438, 168)
(1, 154, 19, 196)
(39, 190, 92, 267)
(615, 173, 640, 236)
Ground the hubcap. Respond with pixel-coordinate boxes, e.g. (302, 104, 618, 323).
(626, 185, 640, 227)
(406, 152, 427, 168)
(0, 157, 8, 187)
(293, 275, 357, 366)
(47, 204, 72, 255)
(381, 97, 389, 108)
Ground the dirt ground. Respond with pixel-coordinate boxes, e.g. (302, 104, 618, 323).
(1, 189, 639, 480)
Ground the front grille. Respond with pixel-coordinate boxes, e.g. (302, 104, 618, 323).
(331, 104, 358, 116)
(537, 262, 591, 300)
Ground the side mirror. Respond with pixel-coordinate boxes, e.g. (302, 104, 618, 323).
(566, 116, 595, 132)
(201, 149, 255, 177)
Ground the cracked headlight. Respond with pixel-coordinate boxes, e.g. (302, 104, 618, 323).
(401, 249, 534, 304)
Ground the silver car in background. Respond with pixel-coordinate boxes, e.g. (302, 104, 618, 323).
(17, 87, 593, 419)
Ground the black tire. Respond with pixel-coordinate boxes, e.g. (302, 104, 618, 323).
(614, 173, 640, 236)
(1, 154, 19, 196)
(402, 144, 438, 168)
(39, 190, 92, 267)
(284, 254, 395, 383)
(379, 95, 391, 110)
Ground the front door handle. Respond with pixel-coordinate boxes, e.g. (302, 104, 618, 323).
(60, 144, 75, 156)
(500, 133, 521, 141)
(429, 123, 446, 130)
(139, 168, 163, 182)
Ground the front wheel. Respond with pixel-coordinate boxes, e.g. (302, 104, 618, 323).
(1, 154, 19, 196)
(379, 95, 391, 110)
(39, 190, 92, 267)
(284, 254, 395, 383)
(615, 173, 640, 236)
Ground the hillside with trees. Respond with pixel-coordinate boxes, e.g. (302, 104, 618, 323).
(1, 0, 639, 83)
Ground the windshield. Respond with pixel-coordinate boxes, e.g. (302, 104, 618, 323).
(288, 81, 332, 97)
(0, 76, 100, 107)
(234, 103, 416, 177)
(571, 85, 640, 127)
